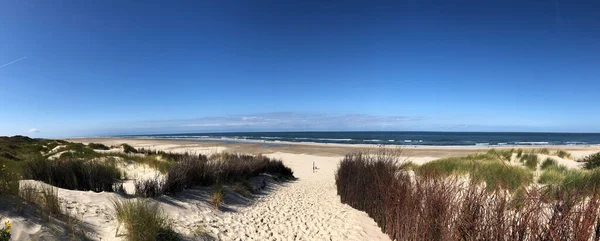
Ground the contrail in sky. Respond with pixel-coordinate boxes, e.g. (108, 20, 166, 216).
(0, 56, 27, 69)
(554, 0, 564, 26)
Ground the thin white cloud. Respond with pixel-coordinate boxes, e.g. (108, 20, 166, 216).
(134, 112, 422, 131)
(27, 128, 40, 133)
(0, 57, 27, 69)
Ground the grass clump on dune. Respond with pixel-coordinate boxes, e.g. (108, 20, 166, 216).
(582, 152, 600, 170)
(121, 144, 138, 154)
(88, 143, 110, 150)
(516, 148, 524, 158)
(540, 157, 558, 170)
(521, 153, 538, 170)
(555, 149, 572, 159)
(537, 148, 551, 155)
(24, 157, 121, 192)
(113, 199, 179, 241)
(211, 184, 225, 210)
(159, 152, 293, 196)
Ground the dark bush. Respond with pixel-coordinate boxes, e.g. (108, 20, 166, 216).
(582, 152, 600, 170)
(138, 151, 294, 197)
(121, 144, 138, 154)
(23, 157, 120, 192)
(135, 177, 164, 198)
(88, 143, 110, 150)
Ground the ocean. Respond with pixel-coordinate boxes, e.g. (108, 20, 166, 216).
(123, 131, 600, 146)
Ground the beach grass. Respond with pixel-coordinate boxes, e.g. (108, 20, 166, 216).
(113, 199, 179, 241)
(582, 152, 600, 170)
(540, 157, 558, 170)
(211, 184, 225, 210)
(336, 149, 600, 241)
(121, 144, 138, 154)
(416, 153, 532, 191)
(521, 153, 539, 170)
(555, 149, 572, 159)
(232, 181, 252, 198)
(23, 157, 121, 192)
(88, 143, 110, 150)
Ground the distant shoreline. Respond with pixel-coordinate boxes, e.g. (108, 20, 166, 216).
(68, 136, 600, 149)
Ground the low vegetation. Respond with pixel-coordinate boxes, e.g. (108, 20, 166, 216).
(521, 153, 539, 170)
(0, 218, 10, 241)
(540, 157, 558, 170)
(88, 143, 110, 150)
(121, 144, 138, 154)
(416, 152, 532, 191)
(336, 149, 600, 241)
(211, 184, 225, 210)
(113, 199, 179, 241)
(150, 152, 294, 197)
(582, 152, 600, 170)
(23, 157, 121, 192)
(555, 149, 572, 159)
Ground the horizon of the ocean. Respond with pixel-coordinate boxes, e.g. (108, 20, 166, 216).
(118, 131, 600, 146)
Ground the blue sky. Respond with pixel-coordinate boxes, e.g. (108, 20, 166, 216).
(1, 1, 599, 137)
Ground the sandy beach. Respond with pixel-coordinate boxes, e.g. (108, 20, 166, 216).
(3, 137, 600, 240)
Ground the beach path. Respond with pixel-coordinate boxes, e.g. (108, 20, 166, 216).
(208, 152, 390, 241)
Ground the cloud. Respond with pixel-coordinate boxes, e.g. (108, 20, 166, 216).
(130, 112, 422, 131)
(27, 128, 40, 133)
(0, 57, 27, 69)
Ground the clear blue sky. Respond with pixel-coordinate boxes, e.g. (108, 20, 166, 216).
(1, 1, 599, 137)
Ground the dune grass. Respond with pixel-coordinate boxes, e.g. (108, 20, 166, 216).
(158, 152, 293, 197)
(416, 153, 532, 191)
(540, 157, 558, 170)
(582, 152, 600, 170)
(121, 144, 138, 154)
(211, 184, 225, 210)
(516, 148, 524, 158)
(537, 148, 551, 155)
(88, 143, 110, 150)
(113, 199, 179, 241)
(555, 149, 572, 159)
(521, 153, 539, 170)
(336, 149, 600, 241)
(232, 181, 252, 197)
(23, 157, 121, 192)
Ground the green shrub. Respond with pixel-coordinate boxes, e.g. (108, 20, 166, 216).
(55, 142, 101, 159)
(540, 158, 558, 170)
(121, 144, 138, 154)
(88, 143, 110, 150)
(582, 152, 600, 170)
(113, 199, 179, 241)
(0, 163, 20, 196)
